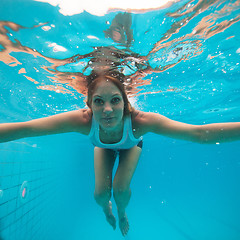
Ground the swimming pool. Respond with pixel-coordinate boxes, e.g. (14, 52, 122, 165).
(0, 0, 240, 239)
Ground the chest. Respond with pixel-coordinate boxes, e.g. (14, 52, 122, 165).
(99, 131, 123, 144)
(99, 125, 142, 145)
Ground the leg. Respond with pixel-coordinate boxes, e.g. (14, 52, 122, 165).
(94, 147, 117, 230)
(113, 145, 142, 236)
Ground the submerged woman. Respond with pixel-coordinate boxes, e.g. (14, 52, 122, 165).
(1, 70, 240, 236)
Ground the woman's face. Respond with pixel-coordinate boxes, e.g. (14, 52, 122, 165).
(90, 78, 124, 131)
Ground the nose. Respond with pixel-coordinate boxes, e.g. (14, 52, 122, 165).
(103, 102, 113, 114)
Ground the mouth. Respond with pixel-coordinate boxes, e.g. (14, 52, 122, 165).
(102, 117, 114, 122)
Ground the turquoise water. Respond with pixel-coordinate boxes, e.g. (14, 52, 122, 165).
(0, 0, 240, 239)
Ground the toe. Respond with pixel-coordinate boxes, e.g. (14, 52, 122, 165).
(119, 216, 129, 236)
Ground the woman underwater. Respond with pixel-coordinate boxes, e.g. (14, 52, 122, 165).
(1, 69, 240, 236)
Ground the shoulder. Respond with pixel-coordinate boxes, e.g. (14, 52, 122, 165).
(65, 109, 92, 135)
(130, 109, 169, 136)
(78, 109, 92, 123)
(130, 109, 157, 137)
(131, 109, 158, 125)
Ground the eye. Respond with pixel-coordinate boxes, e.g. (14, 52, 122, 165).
(93, 98, 104, 105)
(111, 97, 121, 104)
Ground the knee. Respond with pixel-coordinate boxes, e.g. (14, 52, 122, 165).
(112, 182, 130, 197)
(94, 189, 111, 203)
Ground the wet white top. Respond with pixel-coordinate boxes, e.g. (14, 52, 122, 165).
(88, 115, 142, 149)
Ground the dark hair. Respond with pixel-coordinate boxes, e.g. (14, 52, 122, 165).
(86, 70, 133, 115)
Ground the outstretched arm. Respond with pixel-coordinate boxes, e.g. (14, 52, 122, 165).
(193, 122, 240, 143)
(135, 111, 240, 144)
(0, 109, 91, 143)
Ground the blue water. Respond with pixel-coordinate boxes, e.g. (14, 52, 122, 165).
(0, 0, 240, 239)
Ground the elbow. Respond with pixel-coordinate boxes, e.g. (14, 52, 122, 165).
(197, 137, 210, 144)
(194, 126, 216, 144)
(190, 126, 209, 144)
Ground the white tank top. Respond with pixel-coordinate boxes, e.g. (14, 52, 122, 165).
(88, 115, 142, 149)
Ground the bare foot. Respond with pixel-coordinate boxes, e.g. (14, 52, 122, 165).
(103, 201, 116, 230)
(118, 211, 129, 236)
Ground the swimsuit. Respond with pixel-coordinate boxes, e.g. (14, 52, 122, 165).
(88, 115, 143, 150)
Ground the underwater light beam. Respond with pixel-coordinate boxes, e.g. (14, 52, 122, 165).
(34, 0, 176, 16)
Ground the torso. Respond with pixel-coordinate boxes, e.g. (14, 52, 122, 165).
(99, 127, 123, 144)
(82, 108, 148, 143)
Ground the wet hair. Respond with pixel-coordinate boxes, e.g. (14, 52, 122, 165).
(86, 70, 133, 115)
